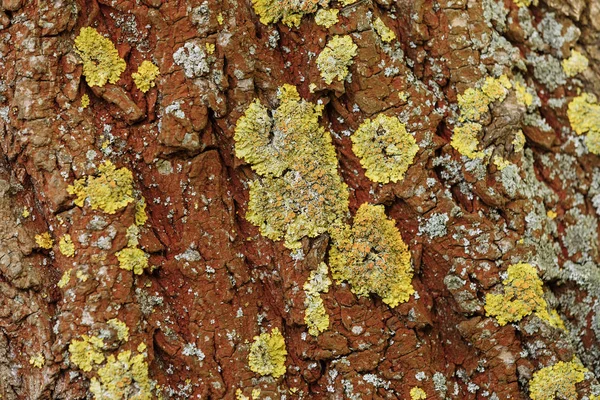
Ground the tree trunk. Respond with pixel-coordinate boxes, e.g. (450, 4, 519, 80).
(1, 0, 600, 399)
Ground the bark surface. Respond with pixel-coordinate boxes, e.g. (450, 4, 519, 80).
(1, 0, 600, 399)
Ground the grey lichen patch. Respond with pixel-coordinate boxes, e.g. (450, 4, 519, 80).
(173, 41, 211, 78)
(562, 209, 598, 260)
(418, 213, 449, 239)
(527, 53, 567, 91)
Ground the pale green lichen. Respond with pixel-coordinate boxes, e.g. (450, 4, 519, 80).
(485, 263, 563, 328)
(59, 234, 75, 257)
(251, 0, 328, 27)
(248, 327, 287, 378)
(35, 232, 53, 249)
(303, 262, 331, 336)
(316, 35, 358, 84)
(529, 358, 588, 400)
(74, 27, 126, 88)
(234, 84, 349, 249)
(67, 161, 135, 214)
(314, 8, 338, 28)
(89, 346, 152, 400)
(562, 50, 589, 77)
(132, 61, 160, 93)
(116, 247, 150, 275)
(567, 93, 600, 154)
(69, 335, 105, 372)
(373, 17, 396, 42)
(351, 114, 419, 184)
(329, 203, 414, 308)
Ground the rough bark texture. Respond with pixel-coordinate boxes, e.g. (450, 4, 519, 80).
(1, 0, 600, 399)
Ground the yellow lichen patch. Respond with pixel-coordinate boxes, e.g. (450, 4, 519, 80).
(493, 156, 511, 171)
(76, 270, 89, 282)
(457, 88, 492, 123)
(303, 262, 331, 336)
(329, 203, 414, 308)
(316, 35, 358, 84)
(248, 327, 287, 378)
(529, 358, 588, 400)
(205, 43, 216, 54)
(451, 123, 484, 159)
(373, 17, 396, 42)
(513, 0, 538, 6)
(547, 210, 557, 220)
(35, 232, 54, 249)
(67, 161, 135, 214)
(132, 61, 160, 93)
(126, 225, 140, 247)
(59, 234, 75, 257)
(57, 269, 72, 288)
(567, 93, 600, 155)
(562, 50, 589, 77)
(410, 387, 427, 400)
(21, 207, 30, 218)
(89, 349, 152, 400)
(74, 27, 126, 88)
(217, 13, 224, 25)
(458, 75, 510, 123)
(135, 198, 148, 226)
(513, 130, 526, 152)
(315, 8, 338, 28)
(81, 94, 90, 109)
(251, 0, 326, 27)
(29, 353, 45, 368)
(116, 247, 149, 275)
(69, 335, 105, 372)
(351, 114, 419, 184)
(107, 318, 130, 342)
(234, 84, 349, 249)
(485, 263, 562, 327)
(514, 82, 533, 108)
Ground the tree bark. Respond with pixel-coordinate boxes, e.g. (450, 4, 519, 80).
(1, 0, 600, 399)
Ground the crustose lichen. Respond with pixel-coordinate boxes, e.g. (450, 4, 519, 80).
(329, 203, 414, 308)
(234, 84, 349, 249)
(74, 27, 126, 88)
